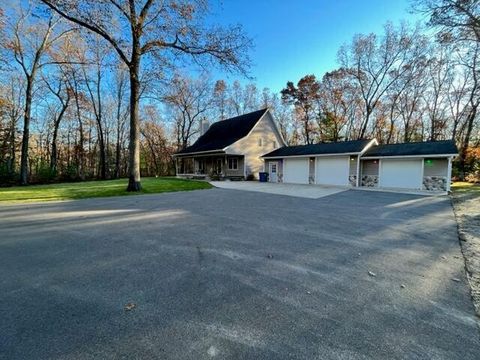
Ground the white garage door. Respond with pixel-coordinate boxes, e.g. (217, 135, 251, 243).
(283, 158, 309, 184)
(379, 159, 423, 189)
(316, 156, 350, 186)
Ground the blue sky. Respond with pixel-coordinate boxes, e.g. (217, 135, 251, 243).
(210, 0, 425, 92)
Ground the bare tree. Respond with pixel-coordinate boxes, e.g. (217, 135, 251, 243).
(4, 5, 65, 184)
(41, 0, 252, 191)
(414, 0, 480, 42)
(164, 74, 213, 150)
(338, 23, 426, 138)
(43, 71, 71, 175)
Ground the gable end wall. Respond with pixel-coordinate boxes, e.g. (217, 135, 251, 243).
(225, 112, 284, 177)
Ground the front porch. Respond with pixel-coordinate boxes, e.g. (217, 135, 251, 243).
(175, 153, 245, 180)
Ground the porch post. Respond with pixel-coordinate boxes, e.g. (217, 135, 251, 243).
(447, 156, 452, 192)
(356, 155, 361, 187)
(224, 155, 227, 178)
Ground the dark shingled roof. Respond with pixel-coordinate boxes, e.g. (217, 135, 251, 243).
(262, 139, 373, 158)
(363, 140, 458, 157)
(175, 108, 268, 155)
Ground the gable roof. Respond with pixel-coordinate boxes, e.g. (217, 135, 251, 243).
(363, 140, 458, 157)
(175, 108, 269, 155)
(262, 139, 374, 158)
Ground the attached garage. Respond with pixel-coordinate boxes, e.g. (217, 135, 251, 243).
(379, 159, 423, 189)
(262, 139, 458, 193)
(316, 156, 350, 186)
(283, 158, 309, 184)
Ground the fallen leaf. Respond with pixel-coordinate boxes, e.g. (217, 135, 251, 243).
(124, 302, 136, 311)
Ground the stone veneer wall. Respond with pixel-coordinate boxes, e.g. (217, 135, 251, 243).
(361, 175, 378, 187)
(423, 176, 447, 191)
(349, 175, 357, 186)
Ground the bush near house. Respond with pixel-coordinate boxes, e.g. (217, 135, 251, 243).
(453, 147, 480, 184)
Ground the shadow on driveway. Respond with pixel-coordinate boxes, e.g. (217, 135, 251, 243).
(0, 189, 479, 359)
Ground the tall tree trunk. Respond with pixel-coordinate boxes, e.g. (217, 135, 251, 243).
(74, 91, 85, 180)
(127, 52, 141, 191)
(50, 98, 70, 174)
(20, 76, 33, 185)
(9, 112, 16, 176)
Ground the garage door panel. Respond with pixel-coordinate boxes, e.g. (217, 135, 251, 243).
(315, 156, 349, 186)
(283, 159, 309, 184)
(379, 159, 423, 189)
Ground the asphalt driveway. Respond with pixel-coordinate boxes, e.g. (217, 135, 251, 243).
(0, 189, 478, 359)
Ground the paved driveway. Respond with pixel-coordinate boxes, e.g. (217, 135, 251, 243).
(210, 181, 347, 199)
(0, 189, 478, 359)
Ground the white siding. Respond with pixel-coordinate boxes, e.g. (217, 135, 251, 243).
(225, 111, 284, 178)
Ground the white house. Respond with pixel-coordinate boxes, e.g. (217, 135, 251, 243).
(173, 108, 286, 179)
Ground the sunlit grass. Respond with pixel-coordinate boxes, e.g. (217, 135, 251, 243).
(0, 177, 212, 204)
(451, 181, 480, 194)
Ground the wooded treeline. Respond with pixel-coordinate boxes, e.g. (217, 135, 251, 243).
(0, 0, 479, 186)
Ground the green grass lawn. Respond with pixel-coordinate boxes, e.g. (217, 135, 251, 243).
(0, 177, 212, 204)
(451, 181, 480, 194)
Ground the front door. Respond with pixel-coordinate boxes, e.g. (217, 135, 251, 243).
(269, 162, 278, 182)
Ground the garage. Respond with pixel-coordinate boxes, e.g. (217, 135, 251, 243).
(379, 159, 423, 189)
(316, 156, 350, 186)
(262, 139, 458, 193)
(283, 158, 309, 184)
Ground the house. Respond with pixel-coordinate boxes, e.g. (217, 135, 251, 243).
(262, 139, 458, 192)
(173, 108, 286, 179)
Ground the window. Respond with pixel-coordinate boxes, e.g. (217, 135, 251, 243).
(228, 158, 238, 170)
(273, 140, 277, 148)
(258, 138, 263, 147)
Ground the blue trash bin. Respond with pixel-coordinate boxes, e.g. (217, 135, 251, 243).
(259, 172, 269, 182)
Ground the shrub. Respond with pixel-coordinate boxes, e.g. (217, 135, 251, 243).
(34, 161, 56, 183)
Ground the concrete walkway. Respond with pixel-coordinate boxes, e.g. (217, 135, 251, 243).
(211, 181, 447, 198)
(210, 181, 347, 199)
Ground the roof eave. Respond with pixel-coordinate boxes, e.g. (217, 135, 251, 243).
(262, 151, 363, 159)
(361, 153, 459, 159)
(172, 149, 226, 157)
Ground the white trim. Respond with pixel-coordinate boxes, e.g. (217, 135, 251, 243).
(378, 159, 382, 187)
(447, 157, 453, 192)
(356, 155, 360, 187)
(359, 139, 379, 155)
(263, 152, 363, 160)
(361, 153, 458, 160)
(420, 158, 425, 189)
(266, 110, 288, 147)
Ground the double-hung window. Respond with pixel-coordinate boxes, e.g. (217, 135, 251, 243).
(228, 158, 238, 170)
